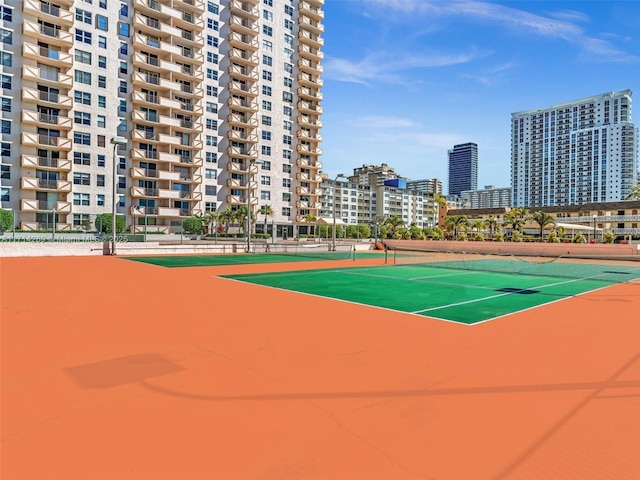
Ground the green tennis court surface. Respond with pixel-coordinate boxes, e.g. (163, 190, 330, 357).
(222, 262, 640, 325)
(125, 251, 384, 267)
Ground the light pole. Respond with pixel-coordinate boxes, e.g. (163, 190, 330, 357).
(110, 136, 127, 255)
(332, 173, 347, 251)
(247, 158, 264, 253)
(593, 214, 597, 242)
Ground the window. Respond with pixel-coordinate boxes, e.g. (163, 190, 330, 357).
(284, 5, 293, 15)
(75, 70, 91, 85)
(207, 1, 219, 14)
(74, 152, 91, 165)
(76, 8, 92, 23)
(76, 29, 92, 44)
(120, 3, 128, 16)
(262, 86, 272, 96)
(0, 74, 10, 89)
(260, 191, 271, 201)
(262, 70, 272, 81)
(119, 80, 127, 93)
(206, 52, 218, 64)
(263, 9, 273, 21)
(263, 0, 273, 6)
(98, 75, 106, 88)
(118, 100, 127, 115)
(99, 0, 107, 9)
(118, 22, 130, 36)
(283, 120, 293, 131)
(262, 55, 272, 66)
(284, 62, 293, 74)
(74, 91, 91, 105)
(205, 152, 217, 163)
(205, 169, 217, 179)
(97, 135, 106, 147)
(262, 100, 272, 111)
(96, 35, 106, 48)
(207, 19, 219, 30)
(98, 55, 107, 68)
(282, 150, 292, 160)
(1, 142, 9, 158)
(283, 106, 292, 116)
(74, 111, 91, 125)
(75, 49, 91, 65)
(282, 192, 291, 201)
(263, 25, 272, 36)
(260, 175, 271, 186)
(283, 77, 292, 88)
(283, 135, 292, 145)
(261, 146, 271, 156)
(206, 102, 217, 113)
(1, 165, 10, 180)
(0, 51, 10, 67)
(0, 187, 9, 202)
(205, 202, 217, 212)
(74, 172, 91, 185)
(97, 115, 106, 128)
(206, 119, 218, 130)
(119, 42, 127, 54)
(206, 68, 218, 80)
(1, 28, 13, 45)
(74, 132, 91, 145)
(206, 135, 216, 146)
(119, 61, 127, 74)
(284, 19, 293, 30)
(284, 34, 293, 45)
(1, 97, 10, 112)
(1, 6, 13, 22)
(96, 174, 105, 187)
(262, 131, 271, 141)
(207, 35, 218, 47)
(206, 85, 218, 96)
(282, 178, 291, 188)
(205, 185, 217, 196)
(73, 193, 90, 206)
(96, 15, 108, 31)
(97, 154, 106, 167)
(261, 160, 271, 171)
(98, 96, 106, 108)
(282, 164, 292, 173)
(97, 194, 105, 206)
(282, 207, 291, 216)
(262, 115, 272, 126)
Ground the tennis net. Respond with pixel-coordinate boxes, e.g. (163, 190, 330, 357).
(388, 244, 640, 285)
(252, 242, 355, 260)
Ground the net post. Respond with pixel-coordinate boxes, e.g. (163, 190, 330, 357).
(393, 247, 397, 265)
(352, 244, 356, 261)
(384, 245, 388, 264)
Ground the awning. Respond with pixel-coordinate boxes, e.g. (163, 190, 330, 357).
(315, 217, 346, 226)
(552, 222, 602, 232)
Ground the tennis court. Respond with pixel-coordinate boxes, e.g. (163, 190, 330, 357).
(222, 257, 640, 324)
(125, 246, 384, 267)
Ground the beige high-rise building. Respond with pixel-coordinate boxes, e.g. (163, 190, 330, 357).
(0, 0, 324, 236)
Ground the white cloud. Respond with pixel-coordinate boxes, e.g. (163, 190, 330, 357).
(352, 116, 416, 129)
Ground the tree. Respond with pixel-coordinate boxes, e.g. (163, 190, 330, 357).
(183, 216, 203, 234)
(409, 224, 425, 240)
(235, 205, 250, 234)
(445, 215, 468, 240)
(603, 231, 615, 244)
(485, 217, 498, 237)
(625, 183, 640, 200)
(371, 216, 386, 241)
(358, 224, 371, 239)
(531, 211, 556, 242)
(220, 208, 235, 234)
(302, 213, 317, 237)
(260, 204, 273, 234)
(0, 209, 13, 234)
(384, 215, 404, 237)
(471, 219, 485, 235)
(504, 207, 529, 238)
(95, 213, 125, 234)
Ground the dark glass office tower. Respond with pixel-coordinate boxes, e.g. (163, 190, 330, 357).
(448, 143, 478, 195)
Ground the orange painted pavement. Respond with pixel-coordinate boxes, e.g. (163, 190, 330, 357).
(1, 255, 639, 479)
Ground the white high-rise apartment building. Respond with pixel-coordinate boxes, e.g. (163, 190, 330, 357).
(461, 185, 511, 209)
(0, 0, 324, 235)
(511, 90, 638, 208)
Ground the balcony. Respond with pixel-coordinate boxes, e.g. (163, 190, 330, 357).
(21, 177, 72, 192)
(21, 222, 72, 232)
(20, 199, 72, 213)
(297, 101, 323, 115)
(298, 16, 324, 35)
(22, 65, 72, 88)
(229, 15, 258, 35)
(298, 29, 323, 49)
(228, 112, 258, 128)
(228, 130, 258, 143)
(297, 72, 323, 88)
(297, 116, 323, 128)
(229, 31, 259, 51)
(230, 0, 259, 19)
(130, 166, 160, 179)
(229, 81, 259, 97)
(227, 145, 257, 158)
(229, 48, 259, 66)
(130, 186, 159, 197)
(298, 58, 323, 75)
(22, 133, 72, 150)
(22, 87, 72, 108)
(226, 162, 248, 173)
(23, 0, 74, 25)
(299, 1, 324, 21)
(21, 155, 72, 171)
(297, 130, 323, 143)
(22, 111, 72, 130)
(299, 44, 324, 62)
(23, 20, 73, 47)
(297, 86, 323, 102)
(22, 43, 73, 68)
(228, 96, 257, 113)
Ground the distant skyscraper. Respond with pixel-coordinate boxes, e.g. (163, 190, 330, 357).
(406, 178, 443, 195)
(461, 185, 511, 209)
(511, 90, 638, 207)
(447, 143, 478, 196)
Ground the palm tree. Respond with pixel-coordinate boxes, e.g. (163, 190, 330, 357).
(625, 183, 640, 200)
(301, 213, 317, 237)
(531, 211, 556, 241)
(371, 215, 386, 241)
(260, 204, 273, 235)
(445, 215, 468, 240)
(485, 217, 498, 237)
(505, 208, 529, 237)
(235, 205, 250, 234)
(471, 219, 485, 235)
(384, 215, 404, 238)
(220, 208, 235, 234)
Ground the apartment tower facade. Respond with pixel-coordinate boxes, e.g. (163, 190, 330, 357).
(511, 90, 638, 208)
(0, 0, 324, 234)
(447, 142, 478, 196)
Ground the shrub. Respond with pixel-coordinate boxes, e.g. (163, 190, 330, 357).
(493, 231, 505, 242)
(511, 231, 523, 242)
(546, 231, 561, 243)
(473, 233, 485, 242)
(0, 209, 13, 233)
(95, 213, 126, 234)
(603, 231, 615, 244)
(573, 233, 586, 243)
(458, 233, 468, 241)
(182, 216, 203, 234)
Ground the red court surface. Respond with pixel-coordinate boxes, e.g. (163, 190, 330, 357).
(1, 255, 639, 479)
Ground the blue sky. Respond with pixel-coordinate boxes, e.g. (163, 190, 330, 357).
(319, 0, 640, 193)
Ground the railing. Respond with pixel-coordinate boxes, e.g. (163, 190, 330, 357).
(148, 0, 160, 11)
(182, 65, 193, 75)
(179, 173, 192, 181)
(146, 74, 159, 84)
(143, 169, 159, 177)
(38, 135, 59, 146)
(180, 209, 191, 217)
(182, 12, 194, 23)
(39, 113, 59, 124)
(146, 17, 160, 29)
(144, 188, 159, 196)
(181, 83, 193, 93)
(37, 200, 56, 210)
(146, 56, 159, 66)
(39, 46, 59, 60)
(145, 93, 159, 103)
(143, 150, 159, 159)
(41, 3, 60, 16)
(40, 25, 59, 37)
(180, 119, 193, 128)
(179, 155, 193, 163)
(38, 179, 59, 189)
(38, 156, 59, 168)
(179, 191, 191, 198)
(146, 207, 159, 215)
(181, 30, 193, 41)
(39, 91, 59, 102)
